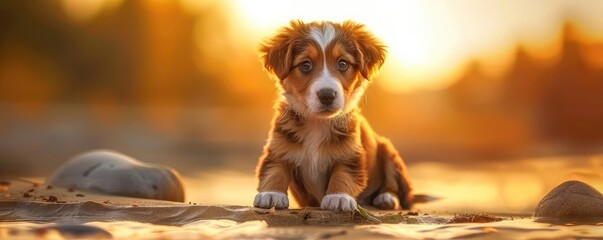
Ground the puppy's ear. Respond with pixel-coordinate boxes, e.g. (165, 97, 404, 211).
(259, 20, 305, 80)
(343, 21, 387, 80)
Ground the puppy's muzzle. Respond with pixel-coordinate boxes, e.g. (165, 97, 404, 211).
(317, 88, 337, 106)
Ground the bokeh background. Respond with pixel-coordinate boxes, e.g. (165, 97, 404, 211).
(1, 0, 603, 213)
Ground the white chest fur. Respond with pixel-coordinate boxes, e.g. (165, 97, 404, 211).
(281, 119, 359, 199)
(283, 120, 334, 176)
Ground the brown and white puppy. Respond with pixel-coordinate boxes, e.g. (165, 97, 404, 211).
(254, 20, 413, 211)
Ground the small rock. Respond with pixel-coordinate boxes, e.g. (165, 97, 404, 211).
(447, 213, 502, 223)
(35, 224, 112, 239)
(47, 196, 58, 202)
(46, 150, 185, 202)
(534, 180, 603, 221)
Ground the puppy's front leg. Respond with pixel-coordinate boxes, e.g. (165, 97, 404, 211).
(254, 151, 291, 209)
(321, 161, 367, 211)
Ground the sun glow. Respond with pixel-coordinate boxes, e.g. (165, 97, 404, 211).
(57, 0, 603, 93)
(230, 0, 603, 92)
(231, 0, 465, 92)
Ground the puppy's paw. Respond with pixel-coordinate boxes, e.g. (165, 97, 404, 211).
(372, 192, 400, 210)
(320, 193, 357, 211)
(253, 191, 289, 209)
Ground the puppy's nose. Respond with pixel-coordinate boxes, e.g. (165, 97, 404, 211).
(317, 88, 336, 106)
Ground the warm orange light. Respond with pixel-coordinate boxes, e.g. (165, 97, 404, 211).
(231, 0, 464, 92)
(230, 0, 603, 93)
(61, 0, 123, 22)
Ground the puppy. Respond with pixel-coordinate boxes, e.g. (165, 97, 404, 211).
(253, 20, 413, 211)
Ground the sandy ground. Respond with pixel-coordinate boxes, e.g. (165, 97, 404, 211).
(1, 178, 603, 239)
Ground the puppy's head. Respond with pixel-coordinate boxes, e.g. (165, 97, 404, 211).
(260, 20, 386, 119)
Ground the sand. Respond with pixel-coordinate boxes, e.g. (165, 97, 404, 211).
(2, 178, 603, 239)
(0, 178, 389, 226)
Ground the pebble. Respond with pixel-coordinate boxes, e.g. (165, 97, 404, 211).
(35, 224, 112, 239)
(534, 180, 603, 221)
(46, 150, 185, 202)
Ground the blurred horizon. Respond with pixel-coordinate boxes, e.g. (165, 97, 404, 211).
(1, 1, 603, 211)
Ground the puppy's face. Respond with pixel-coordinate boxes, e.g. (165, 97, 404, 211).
(260, 21, 386, 119)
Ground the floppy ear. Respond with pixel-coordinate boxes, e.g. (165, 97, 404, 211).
(259, 20, 305, 80)
(343, 21, 387, 80)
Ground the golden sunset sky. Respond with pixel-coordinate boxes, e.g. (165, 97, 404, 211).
(61, 0, 603, 92)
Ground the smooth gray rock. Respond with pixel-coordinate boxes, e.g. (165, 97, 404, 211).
(46, 150, 185, 202)
(534, 180, 603, 221)
(36, 224, 112, 239)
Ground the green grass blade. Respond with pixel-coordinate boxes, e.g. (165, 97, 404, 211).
(357, 205, 382, 223)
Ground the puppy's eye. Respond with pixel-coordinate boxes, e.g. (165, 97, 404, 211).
(337, 59, 349, 71)
(299, 61, 312, 73)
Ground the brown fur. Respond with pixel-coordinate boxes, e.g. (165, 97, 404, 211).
(255, 20, 413, 210)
